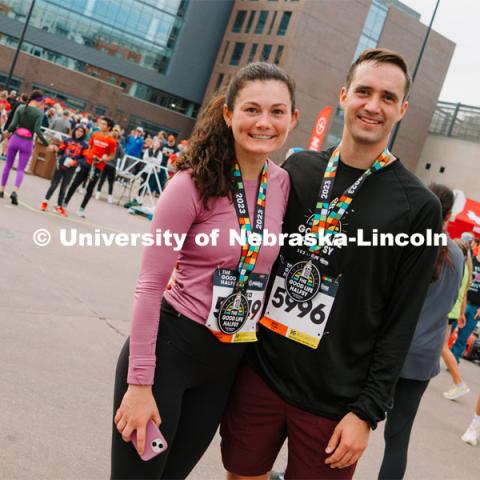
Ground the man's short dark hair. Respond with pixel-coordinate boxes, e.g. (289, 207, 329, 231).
(101, 116, 114, 131)
(346, 48, 411, 100)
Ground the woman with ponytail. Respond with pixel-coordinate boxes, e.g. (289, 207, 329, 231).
(0, 90, 50, 204)
(111, 62, 298, 479)
(379, 183, 464, 479)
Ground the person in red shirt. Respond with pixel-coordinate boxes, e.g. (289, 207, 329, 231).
(64, 116, 116, 217)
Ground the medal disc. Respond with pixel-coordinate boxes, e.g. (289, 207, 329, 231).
(285, 260, 321, 302)
(218, 292, 250, 335)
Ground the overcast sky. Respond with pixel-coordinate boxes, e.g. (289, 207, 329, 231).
(400, 0, 480, 106)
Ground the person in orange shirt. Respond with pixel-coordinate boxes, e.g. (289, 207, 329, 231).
(64, 116, 116, 217)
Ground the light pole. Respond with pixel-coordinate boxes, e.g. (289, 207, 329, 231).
(389, 0, 441, 151)
(5, 0, 37, 91)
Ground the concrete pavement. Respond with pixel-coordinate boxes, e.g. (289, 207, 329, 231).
(1, 169, 479, 479)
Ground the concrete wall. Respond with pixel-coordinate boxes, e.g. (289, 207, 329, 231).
(416, 135, 480, 201)
(203, 0, 455, 170)
(378, 6, 456, 171)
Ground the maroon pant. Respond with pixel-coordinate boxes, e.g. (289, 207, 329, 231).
(221, 365, 357, 480)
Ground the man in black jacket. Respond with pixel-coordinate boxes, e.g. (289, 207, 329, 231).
(221, 48, 442, 480)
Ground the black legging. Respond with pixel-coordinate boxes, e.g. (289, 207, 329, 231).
(45, 167, 75, 206)
(378, 377, 429, 480)
(111, 301, 247, 479)
(97, 163, 116, 195)
(64, 164, 89, 205)
(64, 164, 101, 209)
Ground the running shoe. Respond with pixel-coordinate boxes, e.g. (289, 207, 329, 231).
(55, 206, 68, 217)
(40, 201, 48, 211)
(0, 191, 4, 199)
(108, 194, 113, 204)
(76, 208, 86, 218)
(124, 198, 140, 208)
(443, 384, 470, 400)
(10, 191, 18, 205)
(461, 420, 480, 446)
(95, 191, 101, 200)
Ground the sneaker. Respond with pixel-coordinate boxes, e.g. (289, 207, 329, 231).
(40, 201, 48, 211)
(95, 191, 101, 200)
(443, 384, 470, 400)
(124, 198, 140, 208)
(10, 191, 18, 205)
(76, 208, 86, 218)
(54, 206, 68, 217)
(0, 191, 4, 199)
(461, 420, 480, 446)
(108, 194, 113, 204)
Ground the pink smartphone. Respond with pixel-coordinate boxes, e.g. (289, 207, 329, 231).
(131, 420, 168, 461)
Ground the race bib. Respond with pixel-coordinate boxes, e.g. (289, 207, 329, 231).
(260, 258, 339, 349)
(206, 268, 268, 343)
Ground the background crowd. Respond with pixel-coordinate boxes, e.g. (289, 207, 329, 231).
(0, 88, 188, 215)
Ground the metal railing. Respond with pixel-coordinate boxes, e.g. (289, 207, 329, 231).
(429, 101, 480, 144)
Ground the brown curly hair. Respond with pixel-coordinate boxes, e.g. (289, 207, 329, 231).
(177, 62, 296, 207)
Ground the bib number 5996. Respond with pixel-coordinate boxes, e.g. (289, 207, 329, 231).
(270, 286, 326, 325)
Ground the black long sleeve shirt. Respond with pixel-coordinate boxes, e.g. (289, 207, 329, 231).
(250, 148, 441, 429)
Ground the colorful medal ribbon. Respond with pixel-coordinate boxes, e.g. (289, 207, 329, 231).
(232, 160, 268, 291)
(309, 145, 392, 253)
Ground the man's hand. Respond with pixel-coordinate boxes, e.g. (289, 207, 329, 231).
(325, 412, 370, 469)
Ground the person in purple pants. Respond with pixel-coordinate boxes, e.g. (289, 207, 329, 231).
(0, 89, 50, 205)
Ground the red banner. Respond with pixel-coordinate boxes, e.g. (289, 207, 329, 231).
(308, 106, 333, 151)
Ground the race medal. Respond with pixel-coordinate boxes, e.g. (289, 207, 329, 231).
(218, 291, 250, 335)
(206, 268, 268, 343)
(285, 260, 321, 302)
(207, 160, 268, 342)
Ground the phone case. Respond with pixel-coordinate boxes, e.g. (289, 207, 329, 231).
(131, 419, 168, 461)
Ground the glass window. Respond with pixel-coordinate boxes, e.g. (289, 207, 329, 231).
(255, 11, 269, 34)
(353, 34, 377, 60)
(94, 105, 108, 116)
(232, 10, 247, 33)
(221, 41, 230, 64)
(245, 11, 256, 33)
(260, 44, 272, 62)
(363, 2, 388, 40)
(215, 73, 224, 90)
(248, 43, 258, 63)
(277, 11, 292, 36)
(268, 11, 277, 35)
(273, 45, 284, 64)
(230, 42, 246, 66)
(3, 0, 187, 75)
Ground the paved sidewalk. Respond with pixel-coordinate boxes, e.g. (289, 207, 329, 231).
(1, 170, 479, 479)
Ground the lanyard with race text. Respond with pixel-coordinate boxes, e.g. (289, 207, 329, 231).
(216, 160, 268, 333)
(283, 146, 392, 303)
(309, 145, 392, 254)
(231, 160, 268, 291)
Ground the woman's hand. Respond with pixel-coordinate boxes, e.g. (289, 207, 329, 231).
(114, 385, 161, 455)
